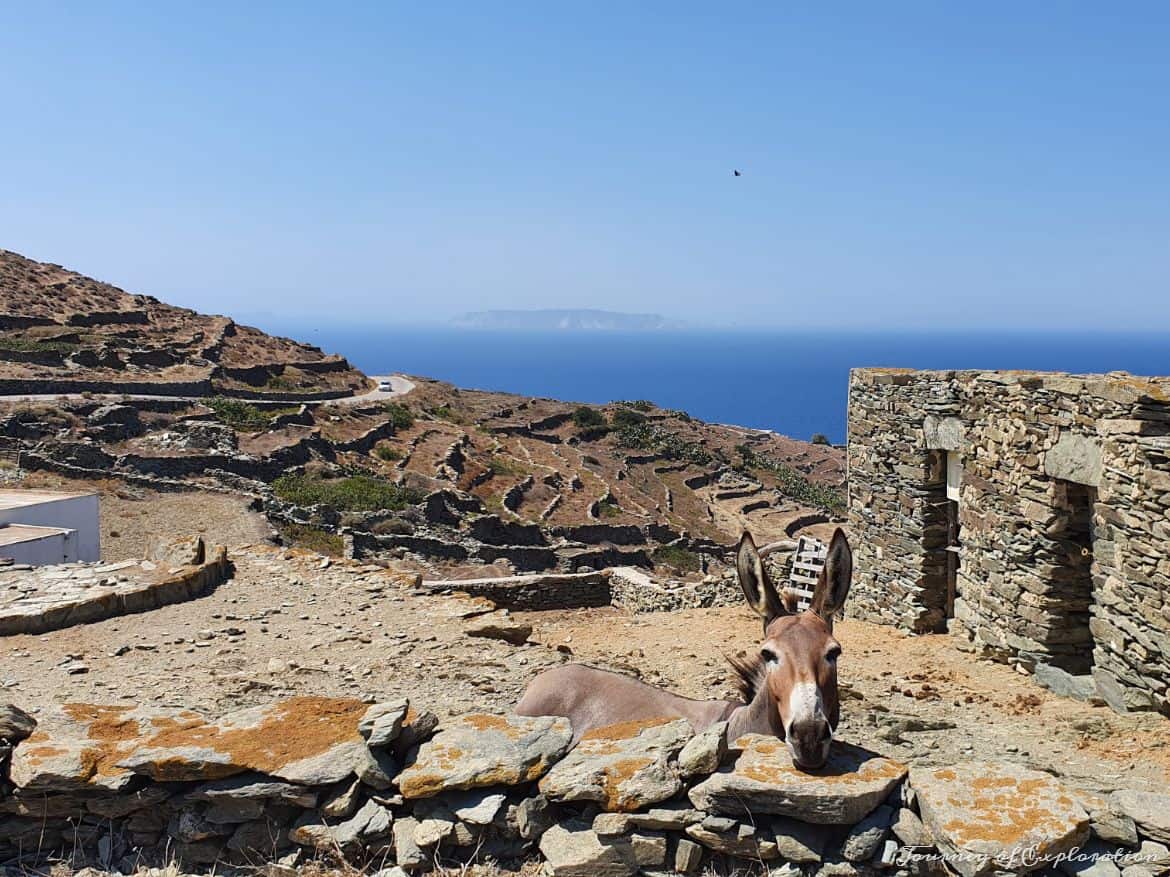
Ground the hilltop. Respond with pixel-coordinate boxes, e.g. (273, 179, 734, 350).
(452, 308, 681, 330)
(0, 249, 368, 398)
(0, 248, 844, 581)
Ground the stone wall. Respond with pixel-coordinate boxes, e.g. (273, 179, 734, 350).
(420, 570, 613, 610)
(610, 566, 742, 613)
(847, 368, 1170, 716)
(0, 540, 232, 636)
(5, 695, 1161, 876)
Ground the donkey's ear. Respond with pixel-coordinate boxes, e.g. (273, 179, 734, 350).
(737, 531, 785, 623)
(811, 528, 853, 622)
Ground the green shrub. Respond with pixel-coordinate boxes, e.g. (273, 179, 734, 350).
(811, 433, 831, 445)
(576, 426, 612, 442)
(652, 544, 702, 573)
(374, 444, 403, 462)
(279, 523, 343, 557)
(610, 407, 647, 429)
(272, 474, 424, 512)
(615, 423, 712, 465)
(734, 444, 845, 513)
(488, 456, 526, 477)
(207, 397, 271, 431)
(598, 497, 621, 518)
(0, 337, 77, 353)
(572, 406, 607, 429)
(383, 402, 414, 430)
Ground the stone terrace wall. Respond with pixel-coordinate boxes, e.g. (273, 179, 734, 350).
(847, 368, 1170, 716)
(4, 695, 1162, 877)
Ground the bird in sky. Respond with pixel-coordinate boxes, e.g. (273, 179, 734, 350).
(733, 169, 742, 176)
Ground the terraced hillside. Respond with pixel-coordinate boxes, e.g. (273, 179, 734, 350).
(8, 374, 845, 579)
(0, 249, 368, 397)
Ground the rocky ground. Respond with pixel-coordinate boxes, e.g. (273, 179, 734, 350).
(4, 526, 1167, 802)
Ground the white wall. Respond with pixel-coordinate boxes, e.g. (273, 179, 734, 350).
(0, 494, 99, 561)
(0, 529, 78, 565)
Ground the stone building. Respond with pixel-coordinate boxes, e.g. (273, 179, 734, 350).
(846, 368, 1169, 716)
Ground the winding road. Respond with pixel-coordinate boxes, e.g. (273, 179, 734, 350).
(0, 374, 415, 406)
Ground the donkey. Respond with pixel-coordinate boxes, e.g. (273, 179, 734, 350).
(515, 528, 853, 770)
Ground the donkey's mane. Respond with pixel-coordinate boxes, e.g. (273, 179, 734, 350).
(726, 652, 767, 704)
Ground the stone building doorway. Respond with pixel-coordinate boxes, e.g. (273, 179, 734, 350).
(923, 450, 960, 632)
(1049, 479, 1097, 673)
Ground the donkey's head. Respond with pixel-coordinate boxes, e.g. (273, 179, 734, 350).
(736, 528, 853, 770)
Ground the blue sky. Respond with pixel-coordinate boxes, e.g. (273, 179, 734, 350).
(2, 2, 1168, 329)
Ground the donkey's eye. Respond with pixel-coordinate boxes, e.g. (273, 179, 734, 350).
(825, 647, 842, 663)
(761, 648, 778, 666)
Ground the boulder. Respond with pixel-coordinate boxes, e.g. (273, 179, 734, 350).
(911, 761, 1090, 877)
(360, 699, 410, 748)
(464, 610, 533, 645)
(842, 804, 895, 862)
(674, 837, 704, 873)
(0, 703, 35, 743)
(678, 720, 728, 778)
(290, 799, 392, 849)
(448, 789, 507, 825)
(1077, 791, 1139, 848)
(147, 534, 206, 567)
(1111, 790, 1170, 844)
(540, 717, 692, 812)
(771, 815, 829, 863)
(539, 821, 640, 877)
(12, 697, 376, 792)
(396, 713, 571, 799)
(685, 819, 780, 860)
(688, 735, 907, 824)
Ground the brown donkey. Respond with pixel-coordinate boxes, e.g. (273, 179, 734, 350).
(515, 528, 853, 770)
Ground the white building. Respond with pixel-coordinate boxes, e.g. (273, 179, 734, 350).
(0, 523, 79, 565)
(0, 489, 100, 565)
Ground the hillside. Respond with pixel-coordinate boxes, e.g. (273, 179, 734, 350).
(0, 249, 368, 397)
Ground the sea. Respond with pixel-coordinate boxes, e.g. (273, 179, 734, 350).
(261, 326, 1170, 445)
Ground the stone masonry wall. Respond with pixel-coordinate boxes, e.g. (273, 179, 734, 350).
(5, 695, 1163, 877)
(847, 368, 1170, 716)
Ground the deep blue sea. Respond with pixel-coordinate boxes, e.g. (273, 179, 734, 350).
(265, 326, 1170, 444)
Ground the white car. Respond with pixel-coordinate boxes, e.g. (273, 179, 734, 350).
(377, 379, 393, 392)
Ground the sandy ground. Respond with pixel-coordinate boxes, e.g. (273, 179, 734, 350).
(2, 478, 1168, 799)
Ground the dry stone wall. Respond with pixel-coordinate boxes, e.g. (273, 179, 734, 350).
(847, 368, 1170, 717)
(5, 695, 1162, 877)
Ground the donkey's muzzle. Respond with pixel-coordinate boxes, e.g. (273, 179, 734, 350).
(788, 717, 832, 770)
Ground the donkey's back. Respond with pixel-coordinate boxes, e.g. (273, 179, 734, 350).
(515, 663, 734, 743)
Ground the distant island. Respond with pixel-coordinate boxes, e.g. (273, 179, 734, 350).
(452, 309, 681, 331)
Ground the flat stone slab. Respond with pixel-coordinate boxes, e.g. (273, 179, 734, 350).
(396, 713, 572, 799)
(540, 718, 692, 812)
(11, 696, 379, 792)
(0, 546, 229, 636)
(912, 761, 1090, 877)
(1110, 790, 1170, 844)
(688, 735, 907, 824)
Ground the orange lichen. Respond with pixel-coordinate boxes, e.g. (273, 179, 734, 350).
(599, 756, 655, 812)
(925, 769, 1086, 850)
(463, 714, 511, 732)
(580, 717, 675, 742)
